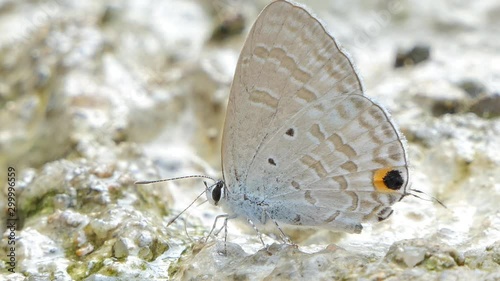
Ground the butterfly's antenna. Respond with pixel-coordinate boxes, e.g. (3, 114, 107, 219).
(407, 188, 447, 209)
(135, 175, 217, 185)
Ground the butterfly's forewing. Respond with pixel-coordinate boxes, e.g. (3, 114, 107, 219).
(223, 1, 363, 186)
(221, 0, 409, 232)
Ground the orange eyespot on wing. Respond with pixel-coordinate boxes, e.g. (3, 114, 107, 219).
(373, 168, 405, 192)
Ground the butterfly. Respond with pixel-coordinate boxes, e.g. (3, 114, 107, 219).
(138, 0, 410, 244)
(209, 0, 409, 238)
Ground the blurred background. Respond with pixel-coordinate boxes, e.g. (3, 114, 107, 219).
(1, 0, 499, 280)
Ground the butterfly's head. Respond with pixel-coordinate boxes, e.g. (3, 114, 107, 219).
(206, 180, 225, 206)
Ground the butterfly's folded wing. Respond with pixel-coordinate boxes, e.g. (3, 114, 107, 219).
(221, 0, 409, 231)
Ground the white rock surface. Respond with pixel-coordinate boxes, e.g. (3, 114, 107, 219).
(0, 0, 498, 280)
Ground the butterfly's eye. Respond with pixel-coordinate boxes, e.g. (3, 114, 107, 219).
(212, 182, 223, 203)
(206, 180, 224, 206)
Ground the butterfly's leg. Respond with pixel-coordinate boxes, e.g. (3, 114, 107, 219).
(263, 209, 294, 245)
(213, 223, 225, 237)
(206, 214, 228, 243)
(213, 215, 230, 255)
(246, 218, 266, 246)
(223, 216, 229, 254)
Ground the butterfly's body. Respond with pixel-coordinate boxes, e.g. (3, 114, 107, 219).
(220, 187, 367, 234)
(211, 0, 410, 236)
